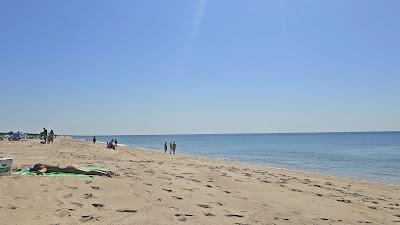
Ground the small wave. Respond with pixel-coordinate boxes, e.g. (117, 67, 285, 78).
(371, 172, 400, 177)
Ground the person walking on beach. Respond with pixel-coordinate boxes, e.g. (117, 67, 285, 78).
(169, 142, 173, 154)
(48, 130, 54, 143)
(172, 141, 176, 154)
(164, 142, 168, 154)
(42, 128, 48, 144)
(93, 136, 96, 144)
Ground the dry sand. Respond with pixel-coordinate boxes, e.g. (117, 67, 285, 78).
(0, 137, 399, 225)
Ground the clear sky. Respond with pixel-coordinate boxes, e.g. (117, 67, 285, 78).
(0, 0, 399, 135)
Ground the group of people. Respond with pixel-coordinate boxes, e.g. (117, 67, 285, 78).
(40, 128, 55, 144)
(91, 136, 118, 150)
(164, 141, 177, 154)
(106, 139, 118, 150)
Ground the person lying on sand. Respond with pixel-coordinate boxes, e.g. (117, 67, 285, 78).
(27, 163, 117, 177)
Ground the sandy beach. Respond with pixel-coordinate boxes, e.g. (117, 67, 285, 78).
(0, 137, 399, 225)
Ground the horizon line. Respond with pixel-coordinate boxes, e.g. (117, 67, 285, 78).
(66, 130, 400, 137)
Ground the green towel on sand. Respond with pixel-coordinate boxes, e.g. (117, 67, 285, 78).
(15, 165, 108, 179)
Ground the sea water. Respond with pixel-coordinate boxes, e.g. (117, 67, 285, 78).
(73, 132, 400, 184)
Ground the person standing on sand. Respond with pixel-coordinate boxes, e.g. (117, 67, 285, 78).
(115, 139, 118, 147)
(93, 136, 96, 144)
(169, 142, 173, 154)
(48, 130, 54, 143)
(42, 128, 48, 144)
(173, 141, 176, 154)
(164, 142, 168, 154)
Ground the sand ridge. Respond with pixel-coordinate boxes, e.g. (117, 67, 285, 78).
(0, 137, 399, 225)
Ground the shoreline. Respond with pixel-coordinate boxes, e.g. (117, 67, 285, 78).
(71, 136, 400, 186)
(1, 137, 399, 224)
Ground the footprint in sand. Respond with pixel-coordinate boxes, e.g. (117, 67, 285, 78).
(175, 213, 193, 221)
(92, 203, 104, 209)
(80, 214, 100, 222)
(55, 208, 74, 218)
(5, 205, 18, 210)
(162, 189, 172, 192)
(172, 196, 183, 200)
(225, 213, 244, 218)
(357, 220, 372, 224)
(197, 204, 210, 209)
(116, 209, 137, 213)
(91, 186, 100, 190)
(144, 170, 155, 174)
(66, 186, 78, 190)
(175, 213, 193, 217)
(182, 172, 194, 175)
(157, 176, 172, 180)
(337, 199, 351, 203)
(277, 179, 288, 184)
(204, 212, 215, 216)
(70, 202, 83, 208)
(84, 193, 95, 199)
(302, 179, 310, 184)
(64, 193, 73, 199)
(274, 217, 289, 221)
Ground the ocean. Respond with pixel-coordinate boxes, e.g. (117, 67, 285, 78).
(72, 132, 400, 184)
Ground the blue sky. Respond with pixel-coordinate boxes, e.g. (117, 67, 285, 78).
(0, 0, 399, 135)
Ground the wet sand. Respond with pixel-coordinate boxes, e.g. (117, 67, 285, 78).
(0, 137, 399, 225)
